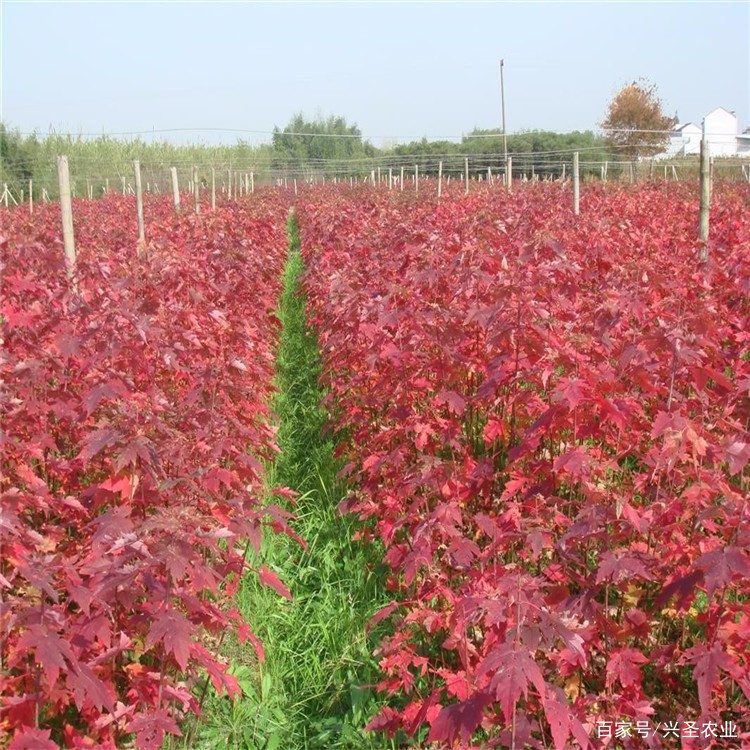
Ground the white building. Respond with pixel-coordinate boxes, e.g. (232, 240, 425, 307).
(663, 107, 748, 158)
(668, 122, 701, 156)
(704, 107, 740, 156)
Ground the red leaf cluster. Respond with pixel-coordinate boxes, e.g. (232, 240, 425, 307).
(297, 182, 750, 748)
(1, 192, 292, 746)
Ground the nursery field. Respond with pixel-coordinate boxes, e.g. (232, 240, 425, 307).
(2, 181, 749, 749)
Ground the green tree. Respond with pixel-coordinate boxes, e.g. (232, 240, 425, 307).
(461, 128, 607, 178)
(1, 124, 40, 197)
(271, 113, 375, 177)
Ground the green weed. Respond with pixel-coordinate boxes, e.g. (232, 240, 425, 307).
(186, 213, 394, 750)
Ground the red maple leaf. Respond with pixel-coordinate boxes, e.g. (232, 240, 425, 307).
(427, 693, 491, 744)
(258, 565, 292, 600)
(145, 611, 194, 671)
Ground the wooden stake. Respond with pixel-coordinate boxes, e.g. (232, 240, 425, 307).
(506, 157, 512, 192)
(438, 161, 443, 198)
(294, 178, 298, 196)
(388, 167, 393, 190)
(56, 156, 76, 282)
(105, 178, 109, 194)
(573, 152, 580, 216)
(415, 164, 419, 193)
(133, 160, 145, 243)
(465, 157, 469, 195)
(250, 171, 254, 193)
(171, 167, 180, 212)
(121, 175, 126, 195)
(194, 167, 200, 214)
(699, 136, 711, 259)
(400, 166, 404, 192)
(227, 169, 232, 199)
(29, 178, 33, 215)
(211, 168, 216, 211)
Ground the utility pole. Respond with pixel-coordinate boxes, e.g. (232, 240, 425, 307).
(500, 59, 508, 167)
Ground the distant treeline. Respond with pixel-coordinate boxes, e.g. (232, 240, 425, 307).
(0, 114, 673, 200)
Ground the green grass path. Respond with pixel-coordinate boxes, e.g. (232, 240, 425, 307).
(189, 211, 393, 750)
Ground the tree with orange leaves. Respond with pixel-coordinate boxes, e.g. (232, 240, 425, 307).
(601, 80, 675, 167)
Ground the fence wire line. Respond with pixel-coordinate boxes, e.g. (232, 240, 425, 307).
(4, 163, 749, 202)
(0, 143, 633, 168)
(12, 125, 748, 140)
(5, 143, 746, 171)
(5, 158, 747, 177)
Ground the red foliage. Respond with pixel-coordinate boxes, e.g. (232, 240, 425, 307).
(297, 182, 750, 748)
(1, 192, 292, 746)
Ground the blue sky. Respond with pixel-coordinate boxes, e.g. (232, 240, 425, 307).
(2, 1, 748, 146)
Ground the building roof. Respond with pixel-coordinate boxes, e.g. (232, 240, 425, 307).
(673, 122, 701, 133)
(704, 106, 736, 118)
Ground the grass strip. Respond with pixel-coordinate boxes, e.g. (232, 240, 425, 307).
(189, 211, 394, 750)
